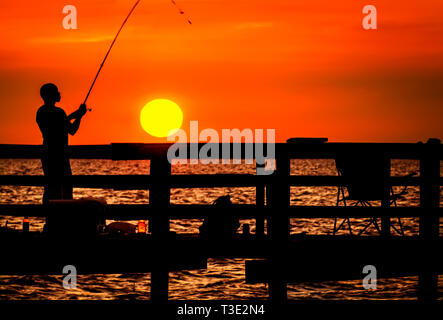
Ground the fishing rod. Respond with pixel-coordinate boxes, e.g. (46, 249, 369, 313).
(83, 0, 141, 110)
(83, 0, 192, 112)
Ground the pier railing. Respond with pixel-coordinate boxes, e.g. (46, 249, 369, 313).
(0, 140, 442, 301)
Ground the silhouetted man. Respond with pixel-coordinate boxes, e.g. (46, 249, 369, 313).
(36, 83, 87, 203)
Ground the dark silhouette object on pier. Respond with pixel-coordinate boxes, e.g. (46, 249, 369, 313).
(199, 195, 240, 239)
(44, 198, 106, 238)
(106, 221, 137, 235)
(36, 83, 87, 203)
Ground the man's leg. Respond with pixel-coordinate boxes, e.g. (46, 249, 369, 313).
(42, 157, 65, 201)
(62, 157, 73, 199)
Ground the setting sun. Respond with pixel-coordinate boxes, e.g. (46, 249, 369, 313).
(140, 99, 183, 138)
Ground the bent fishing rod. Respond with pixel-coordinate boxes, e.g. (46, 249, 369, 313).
(83, 0, 192, 111)
(83, 0, 141, 110)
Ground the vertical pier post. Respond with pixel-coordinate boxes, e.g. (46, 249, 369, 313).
(267, 147, 290, 302)
(380, 155, 391, 237)
(256, 165, 265, 239)
(418, 139, 440, 302)
(149, 149, 171, 301)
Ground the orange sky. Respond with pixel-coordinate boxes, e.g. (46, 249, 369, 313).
(0, 0, 442, 144)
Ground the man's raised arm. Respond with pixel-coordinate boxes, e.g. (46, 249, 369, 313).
(67, 104, 87, 135)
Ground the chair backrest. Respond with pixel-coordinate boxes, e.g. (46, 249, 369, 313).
(335, 155, 389, 201)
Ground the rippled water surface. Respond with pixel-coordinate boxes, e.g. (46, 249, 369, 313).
(0, 159, 442, 300)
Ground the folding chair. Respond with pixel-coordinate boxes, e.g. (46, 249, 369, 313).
(333, 155, 409, 236)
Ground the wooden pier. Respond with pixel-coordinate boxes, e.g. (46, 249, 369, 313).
(0, 140, 442, 302)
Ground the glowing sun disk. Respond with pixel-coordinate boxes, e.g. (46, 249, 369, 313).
(140, 99, 183, 138)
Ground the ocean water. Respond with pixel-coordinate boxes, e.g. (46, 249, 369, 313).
(0, 158, 441, 300)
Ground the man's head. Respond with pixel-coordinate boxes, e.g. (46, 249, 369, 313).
(40, 83, 61, 104)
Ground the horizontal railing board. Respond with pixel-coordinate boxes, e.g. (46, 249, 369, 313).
(0, 236, 208, 275)
(0, 204, 440, 219)
(245, 237, 442, 283)
(1, 143, 442, 160)
(287, 142, 443, 159)
(106, 205, 442, 220)
(0, 144, 43, 159)
(0, 174, 425, 188)
(0, 144, 112, 159)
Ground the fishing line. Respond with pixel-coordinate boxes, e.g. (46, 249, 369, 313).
(171, 0, 193, 25)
